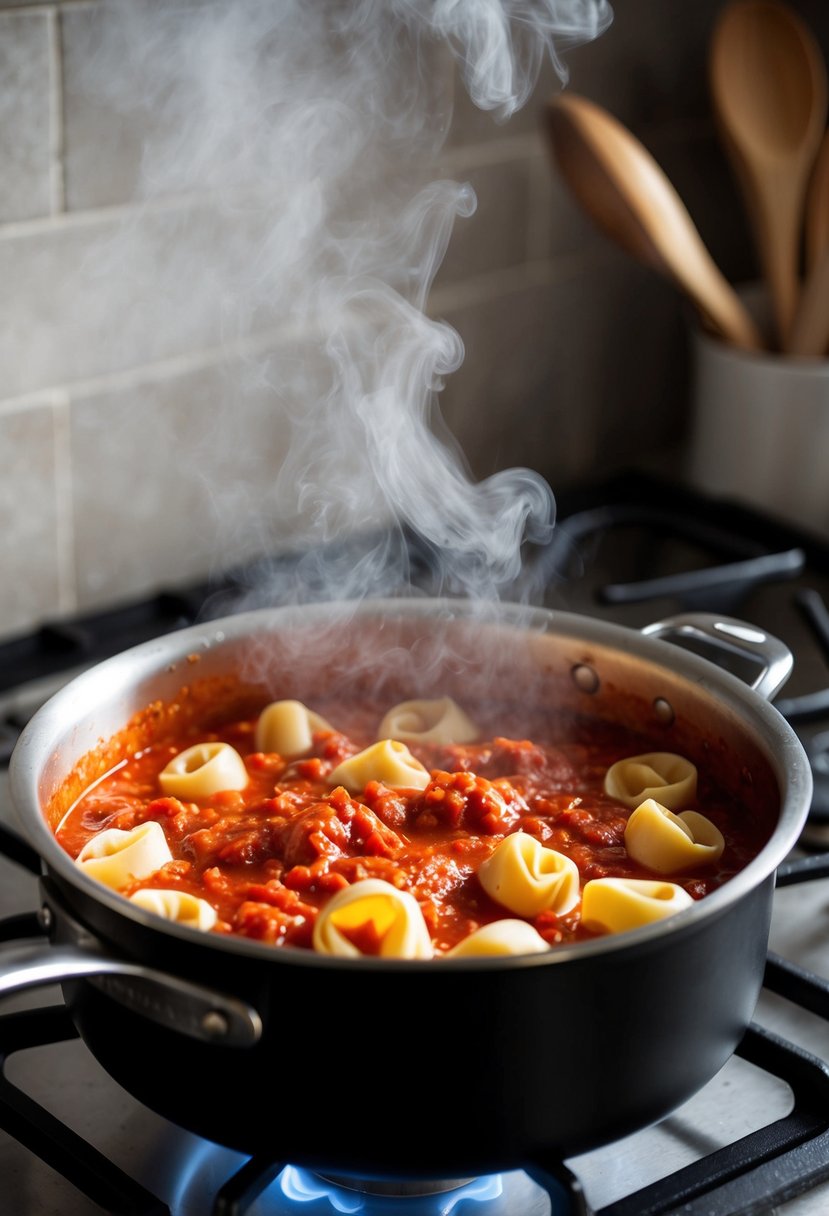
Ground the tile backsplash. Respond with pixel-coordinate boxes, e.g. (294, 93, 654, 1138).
(3, 0, 829, 639)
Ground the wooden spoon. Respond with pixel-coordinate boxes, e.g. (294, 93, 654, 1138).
(805, 127, 829, 273)
(545, 92, 763, 351)
(709, 0, 828, 350)
(788, 246, 829, 355)
(792, 127, 829, 355)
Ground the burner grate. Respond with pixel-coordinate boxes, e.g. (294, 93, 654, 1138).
(1, 971, 829, 1216)
(598, 549, 806, 614)
(0, 1006, 169, 1216)
(594, 1025, 829, 1216)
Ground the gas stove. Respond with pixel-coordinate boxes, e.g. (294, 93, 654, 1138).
(2, 470, 829, 1216)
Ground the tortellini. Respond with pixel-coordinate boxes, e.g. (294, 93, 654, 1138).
(312, 878, 433, 959)
(129, 888, 218, 931)
(255, 699, 333, 758)
(581, 876, 694, 935)
(446, 920, 550, 957)
(158, 741, 248, 799)
(624, 799, 725, 874)
(75, 821, 172, 889)
(477, 832, 580, 918)
(604, 752, 697, 810)
(328, 739, 430, 793)
(377, 696, 479, 745)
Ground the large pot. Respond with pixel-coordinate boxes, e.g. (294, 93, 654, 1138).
(0, 599, 813, 1180)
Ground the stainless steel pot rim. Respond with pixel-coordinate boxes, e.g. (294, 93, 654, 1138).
(9, 596, 813, 970)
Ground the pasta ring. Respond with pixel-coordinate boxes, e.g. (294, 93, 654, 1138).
(581, 876, 693, 935)
(446, 919, 550, 957)
(312, 878, 433, 959)
(328, 739, 430, 793)
(604, 752, 697, 810)
(477, 832, 580, 917)
(75, 821, 172, 889)
(255, 700, 333, 757)
(625, 799, 725, 874)
(159, 741, 249, 799)
(129, 888, 218, 930)
(377, 696, 479, 745)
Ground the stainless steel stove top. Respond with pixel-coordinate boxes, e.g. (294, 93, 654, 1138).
(2, 471, 829, 1215)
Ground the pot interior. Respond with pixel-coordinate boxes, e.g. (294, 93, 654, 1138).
(18, 601, 799, 939)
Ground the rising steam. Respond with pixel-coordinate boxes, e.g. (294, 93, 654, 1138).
(76, 0, 612, 605)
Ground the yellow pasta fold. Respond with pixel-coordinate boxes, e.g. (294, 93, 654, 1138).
(312, 878, 433, 959)
(158, 741, 248, 799)
(624, 799, 725, 874)
(447, 919, 550, 957)
(75, 821, 172, 889)
(604, 752, 697, 810)
(255, 699, 333, 758)
(328, 739, 430, 793)
(129, 888, 218, 931)
(377, 696, 479, 745)
(477, 831, 580, 917)
(581, 877, 693, 935)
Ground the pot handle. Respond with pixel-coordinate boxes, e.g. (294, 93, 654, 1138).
(0, 921, 262, 1049)
(641, 612, 793, 702)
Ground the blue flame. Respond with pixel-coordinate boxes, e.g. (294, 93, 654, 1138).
(280, 1167, 364, 1213)
(275, 1167, 502, 1214)
(170, 1139, 505, 1215)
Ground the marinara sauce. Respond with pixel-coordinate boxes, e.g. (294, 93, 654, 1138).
(56, 698, 771, 954)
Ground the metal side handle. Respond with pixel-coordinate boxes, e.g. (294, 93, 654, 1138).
(0, 927, 261, 1049)
(641, 612, 794, 702)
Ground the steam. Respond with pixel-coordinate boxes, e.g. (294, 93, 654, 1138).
(409, 0, 612, 117)
(76, 0, 612, 606)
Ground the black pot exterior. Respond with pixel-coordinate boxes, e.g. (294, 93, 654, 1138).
(57, 868, 773, 1174)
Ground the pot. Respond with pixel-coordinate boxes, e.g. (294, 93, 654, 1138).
(0, 599, 813, 1179)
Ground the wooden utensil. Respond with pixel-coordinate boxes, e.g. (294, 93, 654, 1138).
(788, 247, 829, 355)
(545, 92, 763, 351)
(709, 0, 828, 349)
(805, 127, 829, 273)
(792, 126, 829, 356)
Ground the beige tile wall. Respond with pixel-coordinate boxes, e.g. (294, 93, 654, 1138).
(2, 0, 828, 639)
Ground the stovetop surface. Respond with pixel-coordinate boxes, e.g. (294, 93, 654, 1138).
(2, 470, 829, 1215)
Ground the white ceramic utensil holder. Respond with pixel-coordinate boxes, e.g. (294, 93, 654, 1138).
(687, 285, 829, 534)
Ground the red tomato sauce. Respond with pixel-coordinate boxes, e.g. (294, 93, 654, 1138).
(55, 700, 773, 954)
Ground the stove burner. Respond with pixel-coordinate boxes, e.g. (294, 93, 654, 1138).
(276, 1168, 512, 1213)
(316, 1173, 477, 1196)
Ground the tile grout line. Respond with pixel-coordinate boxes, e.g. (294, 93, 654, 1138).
(0, 139, 545, 242)
(0, 182, 286, 240)
(0, 324, 302, 414)
(429, 249, 610, 314)
(0, 250, 616, 416)
(439, 131, 546, 174)
(47, 3, 66, 216)
(51, 389, 78, 616)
